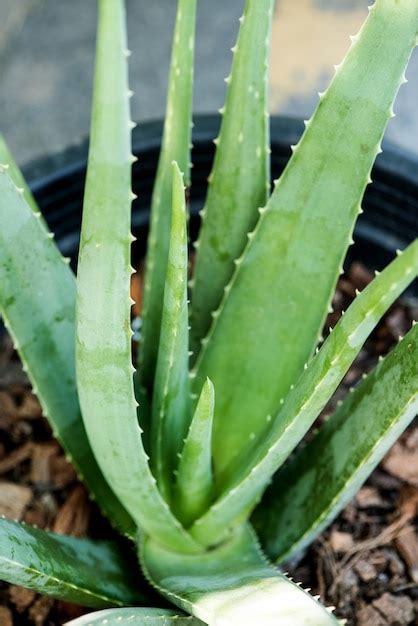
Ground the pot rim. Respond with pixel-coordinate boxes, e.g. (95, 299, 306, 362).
(23, 114, 418, 194)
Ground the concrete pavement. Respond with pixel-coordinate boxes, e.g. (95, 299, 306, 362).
(0, 0, 417, 165)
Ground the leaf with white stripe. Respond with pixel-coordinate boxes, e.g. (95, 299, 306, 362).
(0, 518, 144, 608)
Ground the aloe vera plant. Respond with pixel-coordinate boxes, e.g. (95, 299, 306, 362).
(0, 0, 417, 624)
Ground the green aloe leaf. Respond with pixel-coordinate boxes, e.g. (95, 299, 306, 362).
(174, 378, 215, 526)
(0, 518, 144, 608)
(190, 0, 274, 357)
(255, 323, 418, 563)
(141, 525, 340, 625)
(0, 134, 40, 216)
(66, 609, 203, 626)
(76, 0, 200, 554)
(189, 241, 418, 547)
(152, 163, 191, 501)
(192, 0, 418, 475)
(140, 0, 197, 391)
(0, 167, 134, 538)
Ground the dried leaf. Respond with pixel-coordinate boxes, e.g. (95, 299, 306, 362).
(30, 443, 60, 486)
(383, 441, 418, 486)
(354, 558, 377, 582)
(0, 442, 32, 474)
(17, 394, 42, 420)
(328, 530, 354, 553)
(9, 585, 36, 612)
(394, 525, 418, 583)
(0, 391, 17, 422)
(0, 482, 32, 519)
(49, 455, 76, 489)
(0, 606, 13, 626)
(372, 592, 414, 625)
(28, 595, 54, 626)
(356, 486, 385, 509)
(357, 603, 385, 626)
(52, 485, 90, 537)
(397, 486, 418, 519)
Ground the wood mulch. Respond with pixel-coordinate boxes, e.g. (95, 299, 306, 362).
(0, 262, 417, 625)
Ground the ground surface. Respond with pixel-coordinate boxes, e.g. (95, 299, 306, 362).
(0, 0, 417, 164)
(0, 263, 417, 625)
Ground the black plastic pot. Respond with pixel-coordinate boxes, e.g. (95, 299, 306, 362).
(25, 114, 417, 294)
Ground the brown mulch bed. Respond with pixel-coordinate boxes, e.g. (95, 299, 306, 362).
(0, 262, 417, 625)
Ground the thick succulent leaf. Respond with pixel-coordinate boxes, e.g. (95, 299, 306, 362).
(66, 608, 202, 626)
(256, 323, 418, 562)
(192, 0, 418, 475)
(189, 241, 418, 547)
(76, 0, 200, 554)
(0, 168, 134, 538)
(0, 134, 40, 216)
(140, 0, 196, 391)
(190, 0, 274, 356)
(152, 163, 191, 501)
(141, 525, 340, 626)
(174, 378, 215, 526)
(0, 518, 144, 608)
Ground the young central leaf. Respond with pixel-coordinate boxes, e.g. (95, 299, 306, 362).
(152, 162, 192, 502)
(140, 0, 197, 391)
(174, 378, 215, 526)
